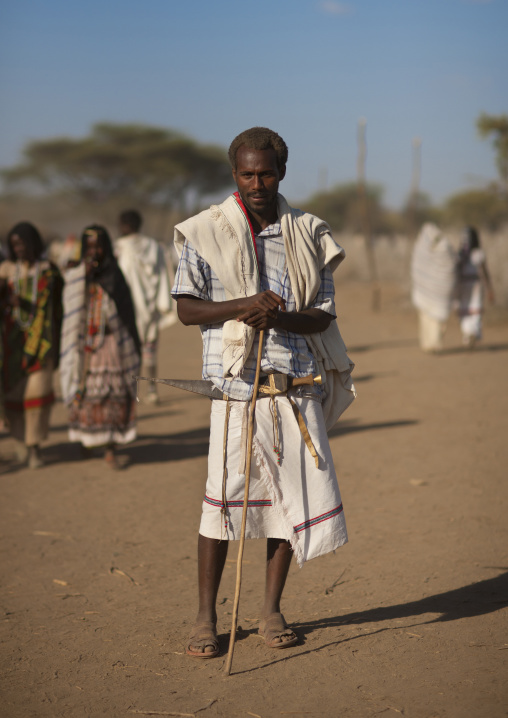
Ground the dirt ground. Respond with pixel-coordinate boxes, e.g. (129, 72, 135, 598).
(1, 281, 507, 718)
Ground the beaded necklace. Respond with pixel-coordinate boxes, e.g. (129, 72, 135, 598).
(13, 261, 40, 330)
(85, 283, 108, 351)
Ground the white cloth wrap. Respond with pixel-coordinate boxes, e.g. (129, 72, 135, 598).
(411, 223, 457, 322)
(59, 264, 87, 405)
(115, 234, 176, 343)
(174, 193, 356, 429)
(200, 390, 348, 567)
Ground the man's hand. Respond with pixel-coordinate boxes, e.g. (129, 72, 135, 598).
(236, 290, 286, 329)
(176, 293, 332, 334)
(176, 292, 284, 327)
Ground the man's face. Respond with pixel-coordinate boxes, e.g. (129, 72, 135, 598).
(10, 234, 35, 263)
(232, 146, 285, 219)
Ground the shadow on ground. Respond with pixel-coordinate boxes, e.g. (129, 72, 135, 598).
(4, 416, 419, 470)
(349, 339, 418, 353)
(297, 569, 508, 631)
(329, 419, 418, 438)
(230, 570, 508, 674)
(42, 421, 417, 465)
(48, 405, 179, 434)
(349, 339, 508, 356)
(439, 343, 508, 355)
(43, 426, 211, 466)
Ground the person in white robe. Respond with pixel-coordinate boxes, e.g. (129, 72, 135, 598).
(172, 127, 355, 659)
(115, 210, 175, 404)
(455, 226, 495, 347)
(411, 223, 457, 352)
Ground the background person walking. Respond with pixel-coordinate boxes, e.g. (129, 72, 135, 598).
(59, 225, 140, 469)
(455, 226, 495, 348)
(410, 222, 457, 353)
(0, 222, 63, 468)
(115, 210, 173, 405)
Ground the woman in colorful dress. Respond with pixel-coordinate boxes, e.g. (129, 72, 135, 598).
(456, 226, 495, 348)
(0, 222, 63, 468)
(59, 225, 140, 469)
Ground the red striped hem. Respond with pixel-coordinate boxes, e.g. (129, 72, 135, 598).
(294, 504, 344, 533)
(5, 391, 55, 412)
(204, 495, 272, 508)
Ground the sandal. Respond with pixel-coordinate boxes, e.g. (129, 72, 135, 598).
(259, 612, 298, 649)
(105, 448, 120, 470)
(186, 621, 219, 658)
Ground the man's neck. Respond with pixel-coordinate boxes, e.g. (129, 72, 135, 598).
(246, 207, 278, 234)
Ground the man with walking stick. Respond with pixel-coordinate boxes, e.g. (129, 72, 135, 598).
(171, 127, 355, 662)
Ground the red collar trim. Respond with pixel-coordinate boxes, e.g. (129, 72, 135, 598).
(233, 191, 259, 268)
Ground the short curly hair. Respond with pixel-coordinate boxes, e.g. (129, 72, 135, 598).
(228, 127, 288, 172)
(119, 209, 142, 232)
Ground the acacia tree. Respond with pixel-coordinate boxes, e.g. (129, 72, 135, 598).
(301, 182, 388, 234)
(477, 113, 508, 196)
(1, 123, 233, 212)
(442, 187, 508, 230)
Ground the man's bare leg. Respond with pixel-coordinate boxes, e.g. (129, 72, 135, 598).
(145, 363, 159, 404)
(260, 538, 297, 646)
(187, 534, 228, 656)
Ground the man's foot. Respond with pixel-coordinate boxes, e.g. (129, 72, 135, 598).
(186, 621, 219, 658)
(27, 446, 44, 469)
(259, 612, 298, 649)
(14, 441, 28, 464)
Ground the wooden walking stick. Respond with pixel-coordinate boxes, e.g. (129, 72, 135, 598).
(224, 328, 265, 676)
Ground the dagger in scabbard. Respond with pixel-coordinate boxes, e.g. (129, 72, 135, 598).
(134, 374, 322, 400)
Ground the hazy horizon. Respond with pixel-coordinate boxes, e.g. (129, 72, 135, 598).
(1, 0, 507, 210)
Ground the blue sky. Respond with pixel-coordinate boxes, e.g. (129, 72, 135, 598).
(1, 0, 506, 208)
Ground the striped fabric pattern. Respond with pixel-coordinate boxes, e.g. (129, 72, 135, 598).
(204, 495, 272, 508)
(172, 222, 335, 400)
(294, 504, 344, 533)
(411, 223, 457, 322)
(59, 265, 87, 404)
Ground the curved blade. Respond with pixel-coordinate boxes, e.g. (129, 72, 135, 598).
(134, 376, 223, 399)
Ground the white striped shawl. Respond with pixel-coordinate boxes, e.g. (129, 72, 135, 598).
(411, 223, 457, 322)
(174, 193, 356, 429)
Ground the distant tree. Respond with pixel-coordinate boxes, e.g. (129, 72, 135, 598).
(301, 182, 388, 234)
(442, 186, 508, 231)
(0, 123, 233, 212)
(476, 113, 508, 194)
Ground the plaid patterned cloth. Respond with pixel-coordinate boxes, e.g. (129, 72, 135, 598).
(172, 222, 336, 400)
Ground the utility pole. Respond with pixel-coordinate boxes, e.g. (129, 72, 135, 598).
(357, 118, 380, 311)
(409, 137, 422, 236)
